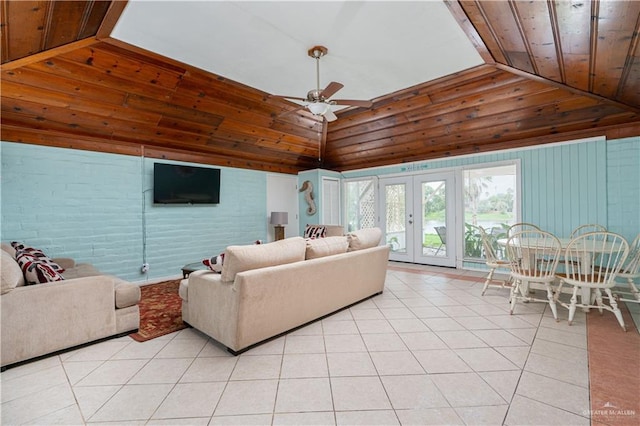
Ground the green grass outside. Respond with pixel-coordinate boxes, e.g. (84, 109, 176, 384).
(426, 211, 513, 222)
(423, 234, 442, 247)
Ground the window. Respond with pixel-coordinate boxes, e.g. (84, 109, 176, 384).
(322, 177, 341, 225)
(344, 179, 376, 232)
(463, 163, 518, 260)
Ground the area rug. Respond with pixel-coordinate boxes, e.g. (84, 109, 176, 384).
(129, 279, 188, 342)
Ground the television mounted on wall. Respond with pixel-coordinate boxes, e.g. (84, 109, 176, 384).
(153, 163, 221, 205)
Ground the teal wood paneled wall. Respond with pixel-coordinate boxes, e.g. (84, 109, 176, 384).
(606, 136, 640, 242)
(343, 137, 637, 241)
(1, 142, 268, 283)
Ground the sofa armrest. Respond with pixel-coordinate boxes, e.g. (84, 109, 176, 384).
(183, 270, 239, 349)
(51, 257, 76, 269)
(114, 279, 140, 308)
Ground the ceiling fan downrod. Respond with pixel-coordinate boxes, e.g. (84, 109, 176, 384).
(308, 46, 328, 100)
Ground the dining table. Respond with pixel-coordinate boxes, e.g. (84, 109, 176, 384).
(497, 236, 612, 310)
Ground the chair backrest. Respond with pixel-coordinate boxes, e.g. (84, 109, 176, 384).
(507, 222, 541, 237)
(506, 230, 562, 279)
(564, 232, 629, 287)
(619, 234, 640, 279)
(435, 226, 446, 244)
(569, 224, 606, 238)
(476, 226, 503, 264)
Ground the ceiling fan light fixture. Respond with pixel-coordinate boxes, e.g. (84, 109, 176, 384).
(307, 102, 331, 116)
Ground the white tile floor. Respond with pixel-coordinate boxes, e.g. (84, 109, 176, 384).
(1, 264, 594, 425)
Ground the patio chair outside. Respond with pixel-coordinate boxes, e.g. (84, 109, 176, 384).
(434, 226, 446, 255)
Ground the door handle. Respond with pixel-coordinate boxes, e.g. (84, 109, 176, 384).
(408, 220, 413, 224)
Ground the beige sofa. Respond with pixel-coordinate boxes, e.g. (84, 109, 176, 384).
(180, 228, 389, 354)
(1, 244, 141, 368)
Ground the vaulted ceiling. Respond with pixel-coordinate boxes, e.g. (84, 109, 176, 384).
(1, 0, 639, 174)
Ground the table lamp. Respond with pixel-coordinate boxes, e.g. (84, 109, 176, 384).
(270, 212, 288, 241)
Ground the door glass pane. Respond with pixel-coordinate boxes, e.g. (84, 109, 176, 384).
(463, 164, 517, 260)
(386, 184, 406, 253)
(421, 180, 447, 257)
(345, 179, 376, 232)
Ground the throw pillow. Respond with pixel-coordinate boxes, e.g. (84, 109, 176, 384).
(304, 225, 327, 239)
(11, 242, 65, 273)
(346, 227, 383, 251)
(15, 252, 65, 285)
(203, 253, 225, 273)
(305, 236, 349, 260)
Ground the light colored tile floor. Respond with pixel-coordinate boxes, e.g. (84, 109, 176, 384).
(1, 263, 597, 425)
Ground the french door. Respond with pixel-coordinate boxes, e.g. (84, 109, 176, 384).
(380, 172, 456, 267)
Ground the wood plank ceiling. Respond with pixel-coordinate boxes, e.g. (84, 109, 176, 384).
(1, 0, 639, 174)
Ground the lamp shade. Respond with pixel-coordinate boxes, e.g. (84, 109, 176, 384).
(270, 211, 288, 226)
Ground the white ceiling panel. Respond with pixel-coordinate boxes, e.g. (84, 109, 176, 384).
(111, 0, 483, 102)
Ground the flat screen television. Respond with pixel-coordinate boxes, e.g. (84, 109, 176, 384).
(153, 163, 221, 204)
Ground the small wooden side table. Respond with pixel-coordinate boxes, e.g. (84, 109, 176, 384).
(181, 262, 207, 279)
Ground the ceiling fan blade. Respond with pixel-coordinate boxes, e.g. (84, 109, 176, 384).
(332, 99, 373, 108)
(277, 105, 306, 118)
(320, 81, 344, 99)
(324, 109, 338, 122)
(273, 94, 307, 102)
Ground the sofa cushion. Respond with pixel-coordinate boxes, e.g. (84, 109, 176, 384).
(305, 236, 349, 260)
(304, 225, 326, 239)
(1, 243, 16, 258)
(61, 263, 101, 280)
(114, 280, 141, 309)
(347, 227, 382, 252)
(221, 237, 306, 282)
(15, 252, 65, 285)
(1, 249, 24, 294)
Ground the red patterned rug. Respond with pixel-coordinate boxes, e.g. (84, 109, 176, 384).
(129, 279, 188, 342)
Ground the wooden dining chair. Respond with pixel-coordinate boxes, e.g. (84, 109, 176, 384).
(507, 222, 541, 237)
(555, 232, 630, 330)
(475, 225, 513, 296)
(612, 234, 640, 304)
(505, 230, 562, 319)
(569, 223, 606, 238)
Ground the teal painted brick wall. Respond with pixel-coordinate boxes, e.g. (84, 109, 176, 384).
(142, 158, 267, 280)
(1, 143, 142, 280)
(1, 142, 267, 283)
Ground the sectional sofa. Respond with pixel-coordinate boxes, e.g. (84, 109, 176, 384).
(179, 227, 389, 354)
(1, 244, 140, 369)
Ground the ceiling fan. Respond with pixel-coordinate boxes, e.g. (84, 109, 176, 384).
(274, 46, 373, 122)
